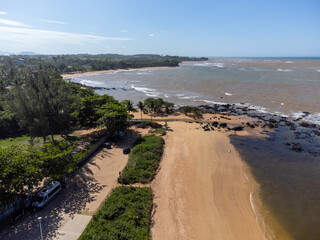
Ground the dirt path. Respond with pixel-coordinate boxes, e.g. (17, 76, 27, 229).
(151, 121, 265, 240)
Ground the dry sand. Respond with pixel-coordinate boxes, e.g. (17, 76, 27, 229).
(149, 114, 266, 240)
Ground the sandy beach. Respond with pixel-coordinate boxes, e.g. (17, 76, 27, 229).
(62, 66, 178, 79)
(146, 114, 265, 240)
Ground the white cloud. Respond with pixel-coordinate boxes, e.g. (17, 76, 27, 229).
(0, 18, 30, 27)
(120, 30, 128, 33)
(42, 19, 67, 25)
(149, 33, 154, 37)
(0, 26, 133, 45)
(0, 11, 8, 15)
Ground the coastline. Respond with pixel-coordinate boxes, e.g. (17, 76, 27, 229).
(62, 65, 179, 79)
(135, 112, 267, 239)
(133, 108, 320, 240)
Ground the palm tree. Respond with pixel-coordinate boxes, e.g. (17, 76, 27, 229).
(137, 101, 144, 121)
(122, 99, 137, 114)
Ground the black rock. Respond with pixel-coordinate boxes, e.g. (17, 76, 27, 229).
(231, 126, 244, 131)
(291, 143, 302, 152)
(212, 121, 219, 127)
(219, 123, 227, 128)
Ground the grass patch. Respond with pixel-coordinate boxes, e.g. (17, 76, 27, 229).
(0, 135, 63, 148)
(151, 128, 166, 136)
(118, 135, 164, 184)
(79, 186, 153, 240)
(142, 121, 162, 129)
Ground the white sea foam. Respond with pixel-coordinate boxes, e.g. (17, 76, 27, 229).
(292, 112, 320, 125)
(194, 62, 225, 68)
(178, 95, 199, 100)
(225, 92, 233, 96)
(212, 63, 225, 68)
(277, 68, 293, 72)
(285, 61, 294, 63)
(146, 93, 159, 97)
(136, 72, 151, 75)
(291, 111, 305, 119)
(202, 99, 228, 105)
(317, 70, 320, 72)
(164, 94, 169, 98)
(290, 111, 320, 124)
(79, 79, 103, 86)
(131, 85, 156, 93)
(131, 84, 159, 97)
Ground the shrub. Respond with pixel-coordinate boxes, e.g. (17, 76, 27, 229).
(118, 135, 164, 184)
(142, 121, 162, 129)
(151, 128, 166, 136)
(79, 186, 153, 240)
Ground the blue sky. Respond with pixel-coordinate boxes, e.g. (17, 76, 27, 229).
(0, 0, 319, 57)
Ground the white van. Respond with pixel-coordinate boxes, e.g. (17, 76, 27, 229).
(32, 181, 61, 208)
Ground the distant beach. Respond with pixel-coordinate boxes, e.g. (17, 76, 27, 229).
(62, 65, 178, 79)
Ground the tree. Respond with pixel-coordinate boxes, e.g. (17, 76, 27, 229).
(154, 98, 164, 113)
(163, 101, 174, 114)
(73, 94, 115, 127)
(8, 66, 74, 141)
(98, 102, 130, 134)
(144, 98, 156, 121)
(0, 146, 43, 204)
(180, 106, 203, 119)
(122, 99, 137, 114)
(41, 140, 78, 181)
(137, 101, 144, 121)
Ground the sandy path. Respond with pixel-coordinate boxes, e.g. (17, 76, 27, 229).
(151, 121, 264, 240)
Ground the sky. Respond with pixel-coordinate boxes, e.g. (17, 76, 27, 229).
(0, 0, 319, 57)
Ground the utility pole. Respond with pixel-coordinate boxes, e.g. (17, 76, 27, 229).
(38, 217, 43, 240)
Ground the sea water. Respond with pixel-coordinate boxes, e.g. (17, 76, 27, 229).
(71, 57, 320, 124)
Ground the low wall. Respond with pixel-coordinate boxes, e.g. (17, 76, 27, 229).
(77, 134, 111, 166)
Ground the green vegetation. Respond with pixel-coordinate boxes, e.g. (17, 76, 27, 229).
(79, 186, 153, 240)
(180, 105, 203, 119)
(0, 135, 61, 148)
(143, 98, 174, 121)
(0, 54, 207, 74)
(151, 128, 166, 136)
(0, 138, 86, 205)
(7, 66, 74, 140)
(142, 121, 163, 129)
(118, 135, 164, 184)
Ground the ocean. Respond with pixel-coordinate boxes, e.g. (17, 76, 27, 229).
(70, 57, 320, 124)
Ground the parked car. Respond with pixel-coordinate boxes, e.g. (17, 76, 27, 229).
(32, 181, 61, 209)
(123, 148, 131, 154)
(115, 131, 126, 138)
(103, 142, 112, 149)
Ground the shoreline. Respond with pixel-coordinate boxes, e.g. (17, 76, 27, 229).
(62, 65, 180, 79)
(133, 108, 320, 239)
(142, 113, 266, 239)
